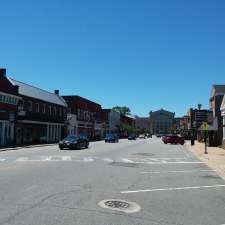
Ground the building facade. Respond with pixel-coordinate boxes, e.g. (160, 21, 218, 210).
(149, 109, 175, 134)
(63, 95, 102, 139)
(10, 79, 67, 145)
(101, 109, 120, 134)
(0, 69, 20, 147)
(220, 95, 225, 149)
(135, 117, 150, 131)
(209, 85, 225, 146)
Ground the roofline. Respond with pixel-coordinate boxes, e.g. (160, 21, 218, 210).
(9, 78, 59, 97)
(9, 77, 67, 107)
(63, 95, 102, 107)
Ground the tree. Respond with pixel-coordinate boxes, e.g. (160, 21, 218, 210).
(112, 106, 131, 115)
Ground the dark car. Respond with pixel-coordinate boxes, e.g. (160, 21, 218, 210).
(59, 135, 89, 150)
(105, 134, 119, 143)
(128, 134, 137, 140)
(162, 135, 185, 145)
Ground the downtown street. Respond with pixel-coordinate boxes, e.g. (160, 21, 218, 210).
(0, 137, 225, 225)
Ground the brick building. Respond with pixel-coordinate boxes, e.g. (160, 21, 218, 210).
(9, 79, 67, 145)
(63, 95, 102, 139)
(0, 69, 20, 147)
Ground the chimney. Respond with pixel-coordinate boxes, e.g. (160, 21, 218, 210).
(54, 90, 59, 95)
(0, 68, 6, 76)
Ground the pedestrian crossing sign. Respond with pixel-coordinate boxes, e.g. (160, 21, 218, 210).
(201, 122, 209, 131)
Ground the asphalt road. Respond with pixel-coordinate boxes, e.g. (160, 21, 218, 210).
(0, 136, 225, 225)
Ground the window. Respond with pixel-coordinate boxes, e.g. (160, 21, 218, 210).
(35, 103, 39, 113)
(28, 101, 32, 112)
(49, 106, 52, 115)
(18, 100, 24, 110)
(54, 107, 57, 116)
(43, 104, 46, 114)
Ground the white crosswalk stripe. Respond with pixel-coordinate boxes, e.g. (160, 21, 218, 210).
(1, 156, 202, 164)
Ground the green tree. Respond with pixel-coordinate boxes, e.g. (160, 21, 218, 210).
(112, 106, 131, 115)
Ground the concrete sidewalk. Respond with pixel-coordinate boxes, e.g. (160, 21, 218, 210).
(185, 141, 225, 180)
(0, 143, 57, 152)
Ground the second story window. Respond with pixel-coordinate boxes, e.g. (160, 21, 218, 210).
(49, 106, 52, 115)
(28, 101, 32, 112)
(18, 100, 24, 111)
(43, 104, 46, 114)
(54, 107, 57, 116)
(35, 103, 39, 113)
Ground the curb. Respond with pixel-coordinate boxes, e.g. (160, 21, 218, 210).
(0, 144, 57, 152)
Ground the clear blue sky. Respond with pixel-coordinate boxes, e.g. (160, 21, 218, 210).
(1, 0, 225, 117)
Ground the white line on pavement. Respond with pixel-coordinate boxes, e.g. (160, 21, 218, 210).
(83, 157, 95, 162)
(121, 158, 135, 163)
(0, 158, 6, 162)
(103, 158, 114, 162)
(135, 161, 203, 164)
(121, 184, 225, 194)
(140, 170, 217, 174)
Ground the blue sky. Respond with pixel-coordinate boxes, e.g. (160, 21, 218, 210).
(0, 0, 225, 117)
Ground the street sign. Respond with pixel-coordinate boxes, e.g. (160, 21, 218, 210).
(201, 122, 209, 131)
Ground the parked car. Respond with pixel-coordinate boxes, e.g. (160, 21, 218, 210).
(59, 135, 89, 150)
(139, 134, 146, 139)
(128, 134, 137, 140)
(105, 134, 119, 143)
(156, 134, 162, 138)
(162, 135, 185, 145)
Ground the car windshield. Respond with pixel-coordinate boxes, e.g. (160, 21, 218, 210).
(63, 136, 78, 141)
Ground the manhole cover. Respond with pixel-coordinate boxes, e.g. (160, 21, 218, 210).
(98, 199, 141, 214)
(105, 200, 130, 209)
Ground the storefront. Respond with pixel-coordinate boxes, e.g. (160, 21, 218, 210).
(16, 121, 65, 145)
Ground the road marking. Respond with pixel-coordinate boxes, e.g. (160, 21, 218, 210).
(140, 170, 217, 174)
(83, 157, 94, 162)
(0, 158, 6, 162)
(16, 157, 29, 162)
(62, 156, 72, 161)
(121, 184, 225, 194)
(121, 158, 135, 163)
(103, 158, 114, 163)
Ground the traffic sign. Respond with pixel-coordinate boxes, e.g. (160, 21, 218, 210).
(201, 122, 209, 131)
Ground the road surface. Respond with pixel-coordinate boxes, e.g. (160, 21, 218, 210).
(0, 136, 224, 225)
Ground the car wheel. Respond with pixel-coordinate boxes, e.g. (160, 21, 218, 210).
(59, 147, 63, 150)
(85, 142, 89, 149)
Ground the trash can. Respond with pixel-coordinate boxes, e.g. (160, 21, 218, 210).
(191, 138, 195, 146)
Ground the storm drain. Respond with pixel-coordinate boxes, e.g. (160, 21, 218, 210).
(98, 199, 141, 214)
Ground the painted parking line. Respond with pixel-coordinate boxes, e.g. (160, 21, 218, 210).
(121, 184, 225, 194)
(140, 170, 217, 174)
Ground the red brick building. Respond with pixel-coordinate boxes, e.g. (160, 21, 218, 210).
(63, 95, 103, 139)
(0, 69, 20, 147)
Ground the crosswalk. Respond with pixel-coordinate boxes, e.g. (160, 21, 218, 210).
(0, 155, 202, 165)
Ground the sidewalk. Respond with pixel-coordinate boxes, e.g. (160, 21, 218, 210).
(185, 141, 225, 180)
(0, 143, 57, 152)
